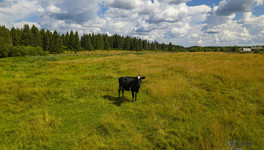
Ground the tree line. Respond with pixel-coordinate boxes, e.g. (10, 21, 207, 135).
(0, 24, 186, 58)
(1, 24, 263, 58)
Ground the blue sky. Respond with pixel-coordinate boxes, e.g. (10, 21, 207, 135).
(0, 0, 264, 46)
(253, 5, 264, 16)
(187, 0, 220, 6)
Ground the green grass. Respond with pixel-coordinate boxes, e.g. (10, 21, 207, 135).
(0, 51, 264, 149)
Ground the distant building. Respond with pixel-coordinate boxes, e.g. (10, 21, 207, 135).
(251, 46, 263, 50)
(239, 48, 251, 52)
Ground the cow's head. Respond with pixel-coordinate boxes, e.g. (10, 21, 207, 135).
(136, 75, 145, 80)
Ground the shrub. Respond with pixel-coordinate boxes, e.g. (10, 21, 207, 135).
(19, 46, 29, 56)
(28, 46, 38, 56)
(253, 49, 261, 53)
(6, 46, 48, 57)
(8, 46, 21, 57)
(0, 44, 9, 58)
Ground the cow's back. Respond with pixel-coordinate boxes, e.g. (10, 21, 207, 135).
(119, 76, 134, 91)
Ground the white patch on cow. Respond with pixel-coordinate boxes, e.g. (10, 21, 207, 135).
(137, 76, 140, 79)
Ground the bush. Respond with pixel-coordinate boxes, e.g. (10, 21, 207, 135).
(0, 44, 9, 58)
(19, 46, 29, 56)
(8, 46, 21, 57)
(6, 46, 48, 58)
(28, 46, 38, 56)
(253, 49, 261, 53)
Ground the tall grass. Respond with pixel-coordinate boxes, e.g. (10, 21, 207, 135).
(0, 51, 263, 149)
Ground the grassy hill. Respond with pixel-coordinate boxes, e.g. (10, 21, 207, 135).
(0, 51, 264, 149)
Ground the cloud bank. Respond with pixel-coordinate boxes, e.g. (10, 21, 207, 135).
(0, 0, 263, 46)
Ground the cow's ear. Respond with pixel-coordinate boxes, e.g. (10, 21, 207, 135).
(141, 76, 145, 79)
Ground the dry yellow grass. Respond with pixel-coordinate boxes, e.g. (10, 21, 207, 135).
(1, 51, 264, 149)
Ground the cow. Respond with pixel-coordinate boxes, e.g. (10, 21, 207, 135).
(118, 75, 146, 102)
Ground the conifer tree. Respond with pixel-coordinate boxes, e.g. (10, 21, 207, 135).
(0, 26, 11, 57)
(133, 38, 139, 51)
(142, 40, 148, 50)
(123, 36, 131, 50)
(81, 34, 88, 50)
(104, 34, 110, 50)
(113, 34, 118, 49)
(130, 38, 134, 50)
(161, 42, 166, 51)
(81, 34, 94, 51)
(156, 41, 161, 50)
(74, 31, 81, 52)
(81, 34, 87, 50)
(96, 34, 104, 50)
(21, 24, 31, 46)
(118, 36, 123, 49)
(87, 34, 94, 51)
(108, 36, 113, 49)
(10, 27, 21, 46)
(40, 29, 46, 49)
(61, 33, 65, 46)
(31, 25, 41, 47)
(42, 30, 52, 51)
(91, 33, 98, 49)
(168, 42, 173, 51)
(68, 30, 75, 50)
(139, 39, 143, 51)
(50, 30, 63, 54)
(151, 41, 157, 50)
(64, 32, 70, 48)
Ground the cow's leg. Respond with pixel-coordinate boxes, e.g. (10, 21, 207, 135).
(135, 92, 137, 101)
(122, 89, 124, 97)
(118, 87, 121, 98)
(131, 91, 134, 102)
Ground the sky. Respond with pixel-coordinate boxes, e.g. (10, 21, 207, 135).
(0, 0, 264, 46)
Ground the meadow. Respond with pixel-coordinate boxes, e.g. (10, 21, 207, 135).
(0, 51, 264, 149)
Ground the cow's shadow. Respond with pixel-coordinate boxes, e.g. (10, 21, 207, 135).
(103, 95, 130, 106)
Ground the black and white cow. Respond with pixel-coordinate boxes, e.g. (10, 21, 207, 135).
(118, 75, 145, 102)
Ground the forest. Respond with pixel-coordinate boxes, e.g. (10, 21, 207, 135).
(0, 24, 263, 58)
(0, 24, 185, 58)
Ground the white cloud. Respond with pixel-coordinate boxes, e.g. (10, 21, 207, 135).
(102, 0, 193, 44)
(188, 5, 211, 24)
(170, 24, 190, 37)
(11, 21, 40, 29)
(46, 5, 64, 14)
(147, 3, 189, 23)
(0, 0, 40, 27)
(0, 0, 17, 8)
(38, 0, 103, 26)
(158, 0, 190, 5)
(197, 40, 203, 45)
(216, 0, 263, 16)
(105, 0, 142, 10)
(0, 0, 263, 46)
(201, 0, 264, 46)
(239, 12, 264, 35)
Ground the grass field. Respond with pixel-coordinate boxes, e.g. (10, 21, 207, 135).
(0, 51, 264, 149)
